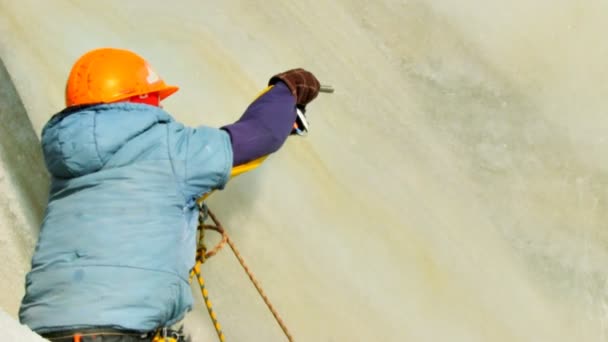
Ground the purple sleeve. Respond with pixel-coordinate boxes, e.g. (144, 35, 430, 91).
(221, 82, 296, 166)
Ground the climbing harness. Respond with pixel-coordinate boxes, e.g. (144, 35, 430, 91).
(151, 326, 188, 342)
(41, 328, 154, 342)
(190, 202, 294, 342)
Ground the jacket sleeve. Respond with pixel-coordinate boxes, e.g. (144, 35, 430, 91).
(222, 82, 297, 166)
(167, 122, 233, 199)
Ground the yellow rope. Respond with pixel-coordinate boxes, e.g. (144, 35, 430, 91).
(190, 262, 226, 342)
(192, 204, 294, 342)
(189, 205, 226, 342)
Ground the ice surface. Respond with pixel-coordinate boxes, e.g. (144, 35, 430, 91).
(1, 1, 608, 341)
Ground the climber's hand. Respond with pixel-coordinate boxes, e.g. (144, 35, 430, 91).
(269, 68, 320, 108)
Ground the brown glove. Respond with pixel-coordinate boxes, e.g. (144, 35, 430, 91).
(268, 68, 320, 107)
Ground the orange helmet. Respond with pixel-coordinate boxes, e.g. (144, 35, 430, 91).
(65, 48, 179, 107)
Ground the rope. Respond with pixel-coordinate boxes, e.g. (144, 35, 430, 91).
(192, 204, 294, 342)
(190, 263, 226, 342)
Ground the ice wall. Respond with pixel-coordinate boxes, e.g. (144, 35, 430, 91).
(1, 1, 608, 341)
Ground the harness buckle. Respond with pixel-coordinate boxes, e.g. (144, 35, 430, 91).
(153, 326, 188, 342)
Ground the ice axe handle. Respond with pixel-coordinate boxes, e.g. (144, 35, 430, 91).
(320, 85, 334, 94)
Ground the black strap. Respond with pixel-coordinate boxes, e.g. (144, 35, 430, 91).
(41, 328, 150, 341)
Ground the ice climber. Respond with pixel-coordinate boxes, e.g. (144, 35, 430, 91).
(18, 47, 321, 342)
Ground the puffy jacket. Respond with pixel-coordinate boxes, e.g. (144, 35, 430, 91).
(19, 103, 232, 333)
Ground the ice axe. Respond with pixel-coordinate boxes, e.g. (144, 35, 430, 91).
(293, 84, 334, 136)
(320, 85, 334, 93)
(227, 84, 334, 179)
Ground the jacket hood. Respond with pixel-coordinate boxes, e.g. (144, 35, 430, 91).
(41, 103, 172, 178)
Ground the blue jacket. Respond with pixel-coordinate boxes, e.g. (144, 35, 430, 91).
(19, 103, 233, 333)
